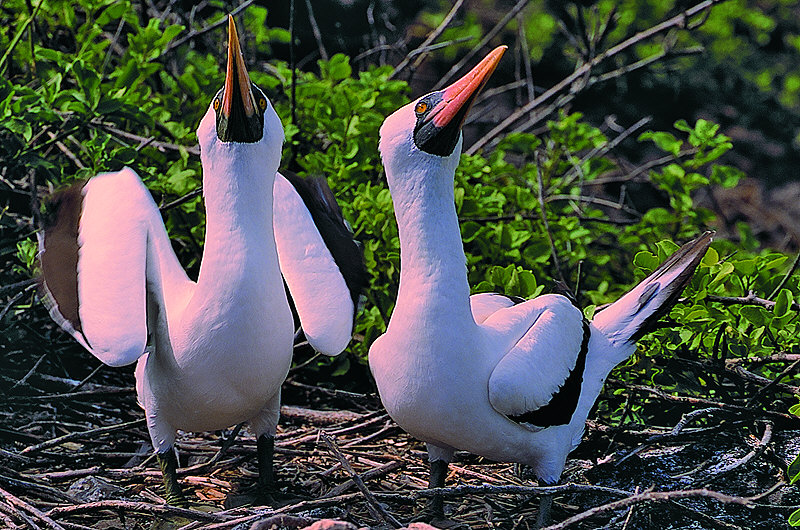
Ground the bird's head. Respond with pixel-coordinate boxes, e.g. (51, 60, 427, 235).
(197, 16, 283, 171)
(379, 45, 506, 184)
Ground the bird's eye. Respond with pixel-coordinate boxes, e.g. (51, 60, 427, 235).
(415, 101, 428, 114)
(213, 98, 220, 111)
(259, 98, 267, 110)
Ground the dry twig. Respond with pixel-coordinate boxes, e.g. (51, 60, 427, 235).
(320, 431, 403, 528)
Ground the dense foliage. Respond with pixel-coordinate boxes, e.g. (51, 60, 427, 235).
(2, 0, 800, 523)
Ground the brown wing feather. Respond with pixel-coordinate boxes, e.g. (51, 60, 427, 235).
(39, 180, 87, 335)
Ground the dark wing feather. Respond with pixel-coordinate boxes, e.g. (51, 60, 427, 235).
(38, 180, 87, 339)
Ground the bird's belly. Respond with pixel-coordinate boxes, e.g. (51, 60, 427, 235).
(146, 299, 294, 433)
(371, 333, 545, 466)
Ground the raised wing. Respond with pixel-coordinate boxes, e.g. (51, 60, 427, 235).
(273, 172, 366, 356)
(485, 294, 589, 428)
(593, 231, 713, 346)
(39, 168, 187, 367)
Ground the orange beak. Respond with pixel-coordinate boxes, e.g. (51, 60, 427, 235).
(430, 45, 506, 129)
(222, 15, 255, 120)
(216, 15, 263, 143)
(413, 45, 506, 156)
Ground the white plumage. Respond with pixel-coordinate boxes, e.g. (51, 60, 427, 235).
(273, 173, 355, 355)
(38, 16, 360, 504)
(368, 45, 712, 521)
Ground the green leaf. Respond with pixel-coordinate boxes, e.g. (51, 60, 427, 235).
(3, 117, 32, 141)
(673, 119, 692, 133)
(739, 306, 765, 326)
(774, 289, 793, 318)
(711, 165, 743, 188)
(656, 240, 680, 262)
(789, 507, 800, 526)
(639, 131, 682, 156)
(642, 207, 674, 225)
(633, 251, 659, 271)
(322, 54, 352, 81)
(701, 247, 719, 266)
(331, 355, 350, 376)
(790, 455, 800, 485)
(733, 259, 756, 275)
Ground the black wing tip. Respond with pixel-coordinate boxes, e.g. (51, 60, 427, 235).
(650, 230, 714, 280)
(627, 230, 714, 342)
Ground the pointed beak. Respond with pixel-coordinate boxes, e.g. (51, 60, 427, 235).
(431, 45, 507, 129)
(223, 15, 255, 119)
(414, 45, 506, 156)
(217, 15, 263, 143)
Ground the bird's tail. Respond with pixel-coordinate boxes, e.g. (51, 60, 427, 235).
(592, 231, 714, 345)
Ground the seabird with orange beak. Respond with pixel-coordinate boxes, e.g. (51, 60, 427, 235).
(38, 15, 364, 506)
(370, 45, 711, 523)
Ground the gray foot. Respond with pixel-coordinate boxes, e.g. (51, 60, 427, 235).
(156, 448, 186, 506)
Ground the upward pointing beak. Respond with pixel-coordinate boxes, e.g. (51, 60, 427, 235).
(414, 45, 506, 156)
(223, 15, 255, 120)
(432, 45, 507, 129)
(216, 15, 263, 143)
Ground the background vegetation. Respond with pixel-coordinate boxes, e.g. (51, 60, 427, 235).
(2, 0, 800, 527)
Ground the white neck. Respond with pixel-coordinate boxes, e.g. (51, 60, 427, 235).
(196, 140, 282, 301)
(387, 155, 474, 327)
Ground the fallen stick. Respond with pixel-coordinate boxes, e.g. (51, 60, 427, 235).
(342, 420, 396, 447)
(248, 514, 317, 529)
(414, 483, 632, 499)
(320, 431, 403, 528)
(324, 460, 403, 497)
(2, 387, 135, 403)
(700, 421, 773, 484)
(541, 482, 783, 530)
(0, 497, 40, 529)
(0, 473, 81, 504)
(21, 419, 146, 455)
(46, 499, 229, 523)
(0, 486, 66, 530)
(179, 492, 416, 530)
(615, 407, 726, 465)
(281, 405, 364, 426)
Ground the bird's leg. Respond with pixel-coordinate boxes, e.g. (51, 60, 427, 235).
(415, 443, 455, 523)
(256, 433, 276, 500)
(424, 459, 449, 520)
(157, 448, 186, 506)
(221, 433, 278, 508)
(535, 480, 556, 529)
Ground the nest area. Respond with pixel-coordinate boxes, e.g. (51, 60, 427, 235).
(2, 319, 800, 530)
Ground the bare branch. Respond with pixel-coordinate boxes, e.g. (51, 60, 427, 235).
(467, 0, 730, 154)
(21, 419, 146, 455)
(706, 290, 800, 312)
(47, 500, 227, 523)
(542, 483, 781, 530)
(433, 0, 531, 90)
(390, 0, 466, 79)
(161, 0, 255, 57)
(303, 0, 327, 61)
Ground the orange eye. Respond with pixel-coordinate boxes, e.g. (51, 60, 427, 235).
(213, 98, 220, 111)
(259, 98, 267, 110)
(415, 101, 428, 114)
